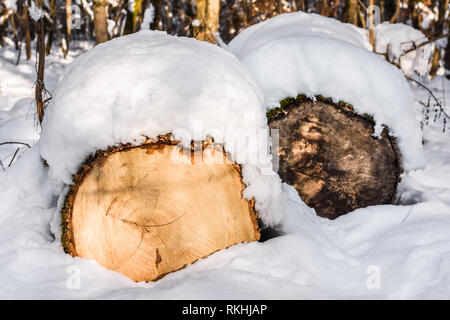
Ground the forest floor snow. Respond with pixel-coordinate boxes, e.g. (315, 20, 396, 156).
(1, 40, 450, 299)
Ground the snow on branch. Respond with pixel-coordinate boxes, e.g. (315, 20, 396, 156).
(140, 4, 155, 30)
(29, 0, 44, 22)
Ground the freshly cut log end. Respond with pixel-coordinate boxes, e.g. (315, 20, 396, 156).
(268, 96, 403, 220)
(62, 137, 260, 282)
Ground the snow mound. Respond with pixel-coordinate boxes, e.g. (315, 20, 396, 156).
(228, 12, 371, 57)
(39, 30, 287, 226)
(374, 23, 433, 77)
(227, 12, 425, 171)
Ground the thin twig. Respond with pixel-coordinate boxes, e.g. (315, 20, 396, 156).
(297, 170, 339, 183)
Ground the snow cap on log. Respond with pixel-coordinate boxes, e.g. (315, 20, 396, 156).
(39, 30, 285, 225)
(374, 23, 433, 77)
(228, 12, 425, 171)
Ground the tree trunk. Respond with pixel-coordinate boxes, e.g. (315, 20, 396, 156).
(268, 97, 402, 220)
(23, 4, 31, 60)
(62, 136, 260, 282)
(132, 0, 144, 32)
(10, 13, 19, 51)
(408, 0, 420, 29)
(46, 0, 57, 55)
(436, 0, 449, 36)
(65, 0, 72, 53)
(34, 0, 46, 124)
(195, 0, 220, 43)
(93, 0, 109, 43)
(430, 47, 441, 79)
(389, 0, 401, 23)
(358, 4, 367, 28)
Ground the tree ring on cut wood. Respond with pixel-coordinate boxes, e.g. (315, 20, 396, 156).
(61, 135, 260, 282)
(268, 95, 403, 220)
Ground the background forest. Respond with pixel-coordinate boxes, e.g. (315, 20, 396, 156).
(0, 1, 448, 69)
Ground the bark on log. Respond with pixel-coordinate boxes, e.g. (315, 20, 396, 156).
(268, 96, 402, 220)
(62, 136, 260, 282)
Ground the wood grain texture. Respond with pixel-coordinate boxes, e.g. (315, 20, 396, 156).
(64, 141, 259, 281)
(269, 98, 402, 219)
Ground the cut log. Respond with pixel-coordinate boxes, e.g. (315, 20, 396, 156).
(268, 96, 402, 219)
(62, 137, 260, 282)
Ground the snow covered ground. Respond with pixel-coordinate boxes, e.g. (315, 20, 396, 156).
(1, 33, 450, 299)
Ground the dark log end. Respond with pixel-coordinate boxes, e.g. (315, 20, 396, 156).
(269, 96, 403, 219)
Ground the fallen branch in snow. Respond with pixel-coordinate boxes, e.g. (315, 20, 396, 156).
(405, 75, 450, 130)
(0, 141, 31, 148)
(268, 95, 402, 219)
